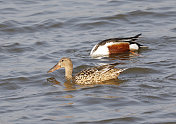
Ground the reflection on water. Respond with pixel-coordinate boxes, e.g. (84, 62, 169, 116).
(91, 51, 140, 60)
(109, 51, 140, 60)
(92, 48, 149, 62)
(47, 77, 76, 91)
(47, 77, 124, 91)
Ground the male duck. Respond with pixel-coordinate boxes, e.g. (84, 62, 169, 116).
(90, 33, 146, 57)
(48, 57, 126, 85)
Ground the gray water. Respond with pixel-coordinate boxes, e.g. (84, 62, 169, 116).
(1, 0, 176, 124)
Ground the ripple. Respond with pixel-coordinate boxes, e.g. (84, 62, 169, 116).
(79, 116, 143, 124)
(139, 84, 161, 89)
(95, 10, 176, 26)
(2, 42, 34, 54)
(34, 41, 48, 46)
(0, 19, 64, 34)
(0, 20, 21, 28)
(0, 82, 21, 91)
(74, 20, 114, 30)
(1, 76, 30, 84)
(166, 74, 176, 81)
(125, 67, 158, 74)
(0, 7, 20, 15)
(97, 14, 129, 22)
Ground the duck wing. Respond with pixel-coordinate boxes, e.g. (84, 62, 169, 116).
(98, 33, 142, 45)
(73, 64, 126, 85)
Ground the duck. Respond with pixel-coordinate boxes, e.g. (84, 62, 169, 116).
(90, 33, 146, 57)
(47, 57, 126, 85)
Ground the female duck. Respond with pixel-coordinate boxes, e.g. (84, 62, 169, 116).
(90, 33, 146, 57)
(48, 57, 126, 85)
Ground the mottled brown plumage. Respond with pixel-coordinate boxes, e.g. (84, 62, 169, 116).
(48, 57, 126, 85)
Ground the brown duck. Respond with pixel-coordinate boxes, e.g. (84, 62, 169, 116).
(48, 57, 126, 85)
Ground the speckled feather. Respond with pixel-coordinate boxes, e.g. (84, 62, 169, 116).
(73, 65, 125, 85)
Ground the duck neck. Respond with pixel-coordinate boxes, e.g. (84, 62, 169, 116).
(65, 64, 73, 81)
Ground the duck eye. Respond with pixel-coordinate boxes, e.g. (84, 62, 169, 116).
(61, 60, 64, 62)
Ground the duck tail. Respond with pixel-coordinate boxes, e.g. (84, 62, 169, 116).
(119, 68, 127, 73)
(133, 33, 142, 39)
(140, 45, 148, 48)
(130, 33, 142, 41)
(116, 68, 127, 74)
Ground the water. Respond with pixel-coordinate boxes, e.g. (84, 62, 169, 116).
(0, 0, 176, 123)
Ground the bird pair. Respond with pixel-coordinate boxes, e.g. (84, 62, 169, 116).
(48, 34, 146, 85)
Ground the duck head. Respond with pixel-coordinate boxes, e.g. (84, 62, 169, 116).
(47, 57, 73, 73)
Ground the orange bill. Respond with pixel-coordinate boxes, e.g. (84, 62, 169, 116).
(47, 63, 61, 73)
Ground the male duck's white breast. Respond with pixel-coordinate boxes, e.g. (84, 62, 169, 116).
(129, 44, 139, 51)
(90, 43, 110, 57)
(90, 42, 130, 57)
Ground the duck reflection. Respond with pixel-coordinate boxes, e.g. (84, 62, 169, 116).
(47, 77, 76, 91)
(47, 77, 125, 91)
(109, 51, 140, 60)
(93, 50, 141, 60)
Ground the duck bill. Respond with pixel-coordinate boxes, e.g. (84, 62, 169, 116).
(47, 63, 61, 73)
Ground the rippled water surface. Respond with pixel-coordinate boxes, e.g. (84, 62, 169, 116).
(1, 0, 176, 124)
